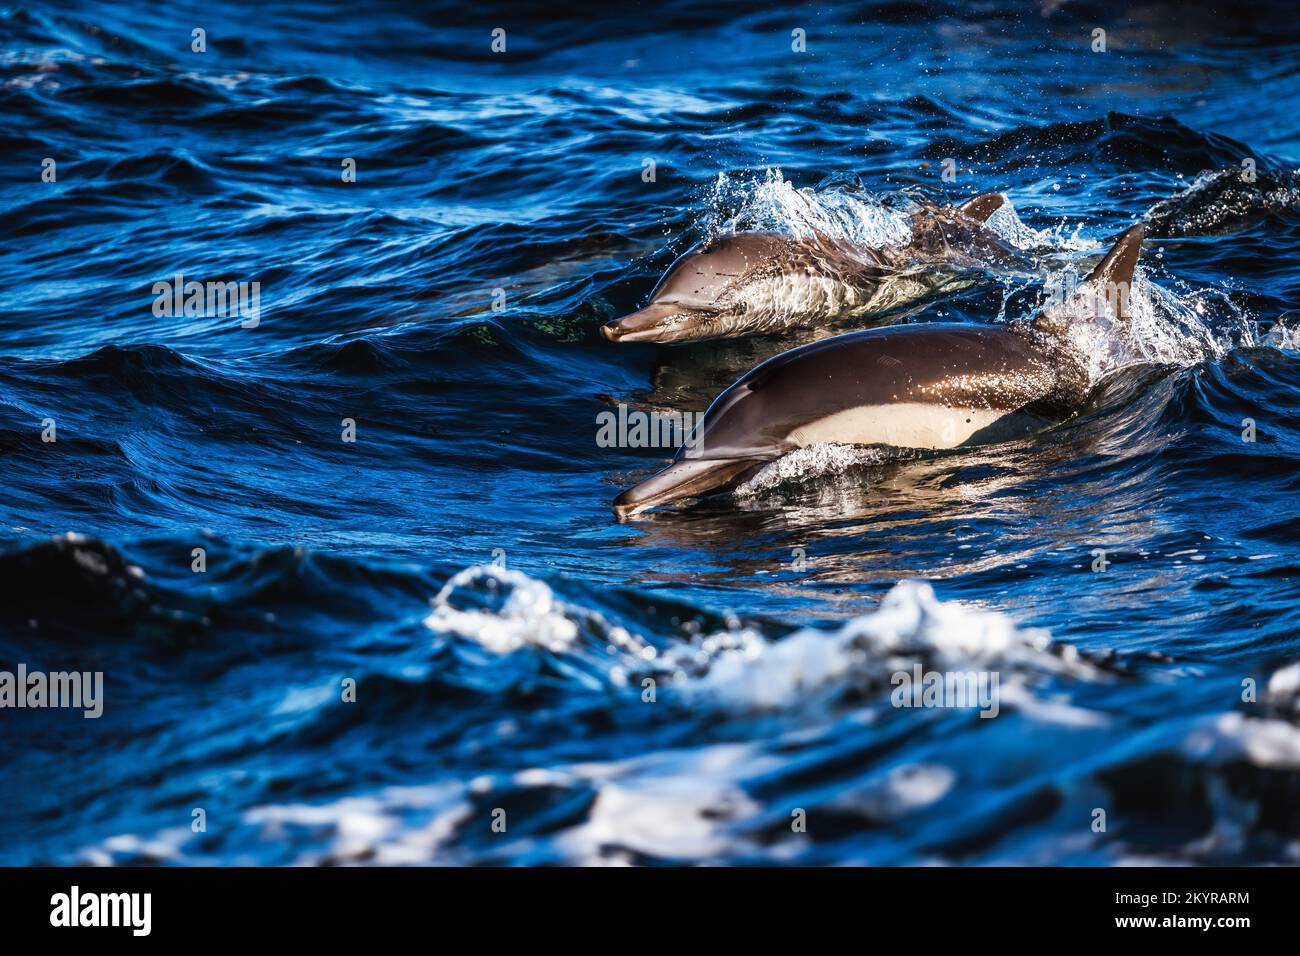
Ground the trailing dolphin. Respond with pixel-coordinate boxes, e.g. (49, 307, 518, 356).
(612, 223, 1146, 518)
(601, 193, 1031, 344)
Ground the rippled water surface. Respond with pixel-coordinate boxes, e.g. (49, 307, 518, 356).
(3, 1, 1300, 865)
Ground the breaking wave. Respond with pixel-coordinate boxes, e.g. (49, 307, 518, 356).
(56, 563, 1300, 866)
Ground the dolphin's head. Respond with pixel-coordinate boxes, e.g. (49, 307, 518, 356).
(601, 233, 792, 344)
(612, 456, 766, 519)
(612, 346, 798, 517)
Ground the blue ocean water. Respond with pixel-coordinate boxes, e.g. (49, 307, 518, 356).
(2, 0, 1299, 865)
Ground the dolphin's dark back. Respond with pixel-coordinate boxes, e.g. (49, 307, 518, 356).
(683, 324, 1060, 461)
(648, 233, 793, 307)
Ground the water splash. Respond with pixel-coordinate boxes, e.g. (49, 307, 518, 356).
(424, 564, 647, 656)
(1145, 167, 1300, 236)
(1042, 265, 1256, 387)
(1263, 311, 1300, 351)
(701, 167, 1098, 257)
(984, 202, 1099, 253)
(704, 169, 915, 247)
(734, 443, 900, 498)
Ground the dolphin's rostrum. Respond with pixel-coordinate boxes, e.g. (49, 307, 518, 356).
(612, 224, 1147, 518)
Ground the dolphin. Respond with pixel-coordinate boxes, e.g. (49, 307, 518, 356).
(601, 193, 1031, 344)
(612, 224, 1146, 518)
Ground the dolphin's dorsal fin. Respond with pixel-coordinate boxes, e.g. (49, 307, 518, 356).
(956, 193, 1005, 223)
(1086, 223, 1145, 289)
(1083, 223, 1145, 321)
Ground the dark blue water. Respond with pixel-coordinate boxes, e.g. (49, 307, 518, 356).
(3, 1, 1300, 865)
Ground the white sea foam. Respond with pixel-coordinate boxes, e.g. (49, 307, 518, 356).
(734, 442, 897, 497)
(424, 564, 645, 657)
(424, 565, 1096, 712)
(1182, 713, 1300, 768)
(1055, 266, 1254, 388)
(705, 169, 914, 247)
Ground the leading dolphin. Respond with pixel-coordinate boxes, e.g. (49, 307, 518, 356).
(601, 193, 1031, 344)
(612, 224, 1146, 518)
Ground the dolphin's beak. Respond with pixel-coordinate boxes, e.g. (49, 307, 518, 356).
(600, 303, 709, 343)
(613, 457, 765, 519)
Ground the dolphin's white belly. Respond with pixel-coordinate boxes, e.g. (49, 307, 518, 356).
(738, 273, 871, 321)
(742, 271, 958, 322)
(788, 402, 1009, 450)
